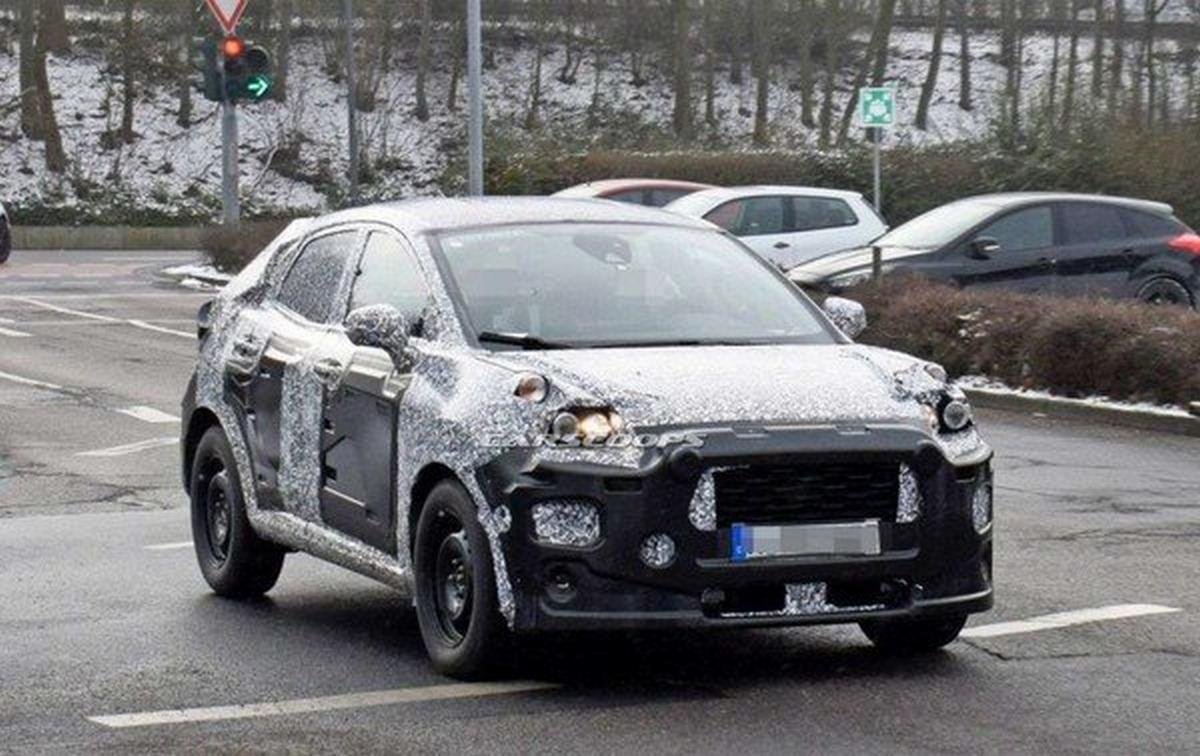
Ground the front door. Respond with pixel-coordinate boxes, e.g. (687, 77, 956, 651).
(951, 204, 1059, 294)
(317, 229, 431, 554)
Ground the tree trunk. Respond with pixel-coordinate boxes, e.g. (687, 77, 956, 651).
(1059, 2, 1080, 130)
(1144, 0, 1166, 128)
(34, 25, 67, 172)
(704, 0, 717, 126)
(18, 0, 39, 138)
(999, 0, 1017, 68)
(797, 0, 816, 127)
(415, 0, 432, 120)
(1107, 0, 1125, 114)
(956, 0, 972, 110)
(1090, 0, 1104, 99)
(525, 18, 545, 129)
(818, 0, 841, 147)
(120, 0, 135, 145)
(751, 0, 771, 145)
(671, 0, 693, 139)
(837, 0, 897, 144)
(176, 0, 194, 127)
(276, 0, 293, 101)
(915, 0, 947, 130)
(40, 0, 69, 54)
(726, 1, 744, 84)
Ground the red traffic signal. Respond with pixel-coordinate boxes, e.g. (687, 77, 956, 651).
(221, 35, 246, 60)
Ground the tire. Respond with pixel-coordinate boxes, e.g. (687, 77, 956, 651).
(0, 218, 11, 264)
(190, 426, 285, 598)
(859, 614, 968, 654)
(1137, 277, 1194, 309)
(414, 479, 509, 679)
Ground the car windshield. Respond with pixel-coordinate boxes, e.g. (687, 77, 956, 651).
(433, 223, 837, 349)
(875, 200, 1000, 248)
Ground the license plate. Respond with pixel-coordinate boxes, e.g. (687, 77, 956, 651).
(730, 521, 881, 562)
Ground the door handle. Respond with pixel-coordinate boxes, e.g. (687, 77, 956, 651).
(313, 358, 345, 386)
(774, 241, 791, 249)
(1038, 257, 1057, 269)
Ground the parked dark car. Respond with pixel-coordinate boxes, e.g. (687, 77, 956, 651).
(181, 198, 993, 678)
(788, 193, 1200, 308)
(0, 203, 11, 264)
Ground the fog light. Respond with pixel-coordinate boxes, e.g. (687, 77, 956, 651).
(532, 500, 600, 547)
(972, 482, 992, 533)
(640, 533, 676, 569)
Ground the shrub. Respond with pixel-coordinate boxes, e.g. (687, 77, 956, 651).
(847, 276, 1200, 407)
(200, 220, 292, 273)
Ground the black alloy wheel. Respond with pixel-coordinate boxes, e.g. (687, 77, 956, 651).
(1137, 277, 1194, 308)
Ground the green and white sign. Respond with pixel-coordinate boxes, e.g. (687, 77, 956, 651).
(859, 87, 895, 128)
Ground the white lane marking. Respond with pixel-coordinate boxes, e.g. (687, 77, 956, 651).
(962, 604, 1181, 639)
(13, 297, 193, 339)
(0, 370, 64, 391)
(0, 325, 31, 338)
(76, 437, 177, 458)
(144, 541, 193, 551)
(0, 316, 16, 323)
(87, 681, 559, 729)
(117, 406, 181, 424)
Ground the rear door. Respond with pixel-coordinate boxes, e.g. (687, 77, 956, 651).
(951, 204, 1058, 293)
(703, 196, 791, 266)
(779, 194, 878, 266)
(231, 227, 363, 515)
(316, 229, 431, 554)
(1053, 202, 1136, 297)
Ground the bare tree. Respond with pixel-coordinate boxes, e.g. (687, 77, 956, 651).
(703, 0, 718, 126)
(837, 0, 898, 144)
(120, 0, 136, 145)
(818, 0, 844, 147)
(915, 0, 948, 129)
(557, 0, 583, 84)
(1107, 0, 1126, 113)
(176, 0, 195, 126)
(1060, 0, 1081, 130)
(18, 0, 39, 138)
(524, 1, 549, 129)
(797, 0, 816, 127)
(1144, 0, 1170, 127)
(1091, 0, 1105, 98)
(413, 0, 432, 120)
(956, 0, 972, 110)
(33, 8, 67, 172)
(40, 0, 69, 54)
(671, 0, 694, 138)
(751, 0, 772, 145)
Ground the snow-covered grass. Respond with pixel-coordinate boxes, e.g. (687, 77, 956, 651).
(1, 25, 1194, 222)
(957, 375, 1196, 417)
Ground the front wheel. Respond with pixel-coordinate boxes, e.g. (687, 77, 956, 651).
(190, 426, 284, 597)
(414, 480, 509, 679)
(860, 614, 968, 654)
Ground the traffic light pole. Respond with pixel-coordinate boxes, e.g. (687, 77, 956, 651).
(466, 0, 483, 196)
(342, 0, 360, 204)
(221, 83, 241, 225)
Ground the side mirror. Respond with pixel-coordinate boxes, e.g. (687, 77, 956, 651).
(823, 296, 867, 340)
(344, 304, 420, 362)
(968, 236, 1000, 260)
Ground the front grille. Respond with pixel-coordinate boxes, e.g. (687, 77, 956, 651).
(714, 461, 898, 526)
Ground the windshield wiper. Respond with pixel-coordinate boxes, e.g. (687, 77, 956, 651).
(476, 331, 572, 350)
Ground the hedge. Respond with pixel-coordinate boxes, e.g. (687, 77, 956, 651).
(848, 276, 1200, 408)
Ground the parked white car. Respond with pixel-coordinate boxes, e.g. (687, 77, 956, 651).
(665, 186, 887, 268)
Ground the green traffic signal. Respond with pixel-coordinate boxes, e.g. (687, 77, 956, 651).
(245, 75, 272, 101)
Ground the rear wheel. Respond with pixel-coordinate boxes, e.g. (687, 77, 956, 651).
(860, 614, 968, 654)
(190, 426, 284, 597)
(414, 480, 509, 679)
(1137, 277, 1194, 308)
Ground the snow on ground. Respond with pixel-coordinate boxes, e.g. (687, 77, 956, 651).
(957, 375, 1194, 417)
(1, 27, 1194, 221)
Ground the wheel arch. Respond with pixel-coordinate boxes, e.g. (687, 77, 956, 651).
(182, 407, 222, 491)
(408, 462, 463, 550)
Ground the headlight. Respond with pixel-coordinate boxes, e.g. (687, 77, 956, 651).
(514, 373, 548, 403)
(939, 399, 973, 432)
(550, 408, 624, 443)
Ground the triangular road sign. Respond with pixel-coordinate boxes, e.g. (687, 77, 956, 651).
(205, 0, 249, 35)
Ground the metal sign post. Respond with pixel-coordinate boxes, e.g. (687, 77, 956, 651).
(466, 0, 483, 196)
(205, 0, 250, 225)
(858, 87, 895, 215)
(342, 0, 360, 204)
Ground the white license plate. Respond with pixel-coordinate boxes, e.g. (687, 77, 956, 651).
(730, 520, 881, 562)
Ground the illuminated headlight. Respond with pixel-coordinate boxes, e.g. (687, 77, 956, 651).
(940, 399, 973, 432)
(550, 408, 625, 442)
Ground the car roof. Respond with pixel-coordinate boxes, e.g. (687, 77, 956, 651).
(664, 185, 868, 216)
(308, 197, 719, 235)
(552, 178, 716, 197)
(956, 192, 1175, 216)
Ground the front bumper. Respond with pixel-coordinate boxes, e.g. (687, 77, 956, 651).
(478, 424, 994, 632)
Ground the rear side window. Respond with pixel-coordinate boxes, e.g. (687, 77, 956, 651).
(276, 231, 358, 323)
(704, 197, 786, 236)
(645, 188, 693, 207)
(1060, 203, 1127, 244)
(975, 206, 1054, 252)
(788, 197, 859, 232)
(349, 232, 430, 317)
(1121, 209, 1188, 238)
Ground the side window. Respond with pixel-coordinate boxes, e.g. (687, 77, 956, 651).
(705, 197, 785, 237)
(975, 206, 1054, 252)
(1121, 208, 1187, 239)
(349, 232, 430, 318)
(606, 190, 647, 205)
(275, 231, 358, 323)
(1061, 203, 1127, 244)
(646, 188, 692, 207)
(788, 196, 859, 232)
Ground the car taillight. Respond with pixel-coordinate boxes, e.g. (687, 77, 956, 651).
(1168, 234, 1200, 255)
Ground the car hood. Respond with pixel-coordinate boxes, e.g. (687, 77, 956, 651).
(787, 245, 933, 284)
(488, 343, 941, 429)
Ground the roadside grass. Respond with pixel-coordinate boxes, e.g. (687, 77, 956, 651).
(848, 276, 1200, 408)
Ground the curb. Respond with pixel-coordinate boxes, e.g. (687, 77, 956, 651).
(14, 225, 206, 251)
(965, 388, 1200, 438)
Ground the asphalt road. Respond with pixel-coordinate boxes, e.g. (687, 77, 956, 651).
(2, 249, 1199, 754)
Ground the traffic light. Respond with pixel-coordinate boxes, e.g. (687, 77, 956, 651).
(221, 35, 273, 103)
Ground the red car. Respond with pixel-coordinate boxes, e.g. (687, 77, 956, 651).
(553, 178, 715, 208)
